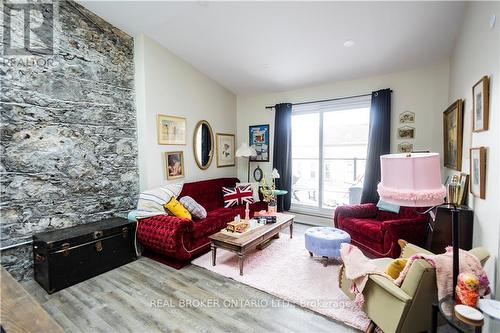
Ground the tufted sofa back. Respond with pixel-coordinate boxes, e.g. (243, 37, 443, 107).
(178, 178, 239, 212)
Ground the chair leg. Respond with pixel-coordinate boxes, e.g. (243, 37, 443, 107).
(365, 321, 376, 333)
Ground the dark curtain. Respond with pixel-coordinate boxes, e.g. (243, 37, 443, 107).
(273, 103, 293, 211)
(361, 89, 391, 204)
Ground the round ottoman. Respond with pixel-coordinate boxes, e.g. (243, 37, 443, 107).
(304, 227, 351, 266)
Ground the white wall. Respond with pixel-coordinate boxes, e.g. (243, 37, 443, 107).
(135, 34, 237, 190)
(448, 2, 499, 296)
(236, 62, 450, 180)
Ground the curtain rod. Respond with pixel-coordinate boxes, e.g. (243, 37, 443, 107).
(265, 90, 392, 109)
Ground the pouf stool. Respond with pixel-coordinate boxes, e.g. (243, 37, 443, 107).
(304, 227, 351, 266)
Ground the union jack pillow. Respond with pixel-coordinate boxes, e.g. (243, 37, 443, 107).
(222, 185, 255, 208)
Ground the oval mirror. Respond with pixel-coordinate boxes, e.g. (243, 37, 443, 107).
(193, 120, 214, 170)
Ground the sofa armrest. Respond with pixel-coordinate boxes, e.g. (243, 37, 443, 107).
(334, 203, 378, 227)
(469, 247, 490, 266)
(368, 275, 412, 303)
(137, 215, 193, 255)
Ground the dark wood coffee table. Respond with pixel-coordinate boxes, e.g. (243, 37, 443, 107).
(209, 213, 294, 275)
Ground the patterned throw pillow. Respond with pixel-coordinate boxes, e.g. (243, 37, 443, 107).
(222, 184, 255, 208)
(236, 182, 260, 202)
(179, 196, 207, 220)
(135, 184, 183, 218)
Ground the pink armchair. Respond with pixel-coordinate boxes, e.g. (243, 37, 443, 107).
(333, 203, 429, 258)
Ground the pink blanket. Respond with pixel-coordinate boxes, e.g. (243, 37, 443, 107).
(340, 243, 391, 306)
(341, 244, 490, 306)
(394, 246, 490, 300)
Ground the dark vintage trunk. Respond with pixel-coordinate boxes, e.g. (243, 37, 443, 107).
(33, 217, 137, 294)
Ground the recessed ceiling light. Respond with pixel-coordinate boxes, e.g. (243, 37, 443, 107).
(343, 40, 355, 48)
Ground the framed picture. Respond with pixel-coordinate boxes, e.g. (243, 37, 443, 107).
(399, 111, 415, 124)
(443, 99, 464, 170)
(458, 173, 469, 205)
(249, 124, 270, 162)
(397, 142, 413, 153)
(472, 76, 489, 132)
(165, 151, 185, 180)
(216, 133, 235, 167)
(398, 126, 415, 139)
(157, 114, 186, 145)
(469, 147, 486, 199)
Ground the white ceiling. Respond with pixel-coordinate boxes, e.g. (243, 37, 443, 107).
(80, 1, 465, 95)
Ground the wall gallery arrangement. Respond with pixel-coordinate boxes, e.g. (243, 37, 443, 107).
(397, 111, 415, 153)
(443, 99, 464, 171)
(216, 133, 236, 167)
(249, 124, 270, 162)
(157, 114, 187, 145)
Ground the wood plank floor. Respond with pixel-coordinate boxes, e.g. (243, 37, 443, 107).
(23, 224, 358, 333)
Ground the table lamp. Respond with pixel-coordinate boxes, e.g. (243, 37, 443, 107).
(236, 142, 257, 182)
(377, 152, 463, 299)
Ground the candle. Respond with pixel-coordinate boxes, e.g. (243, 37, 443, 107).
(245, 202, 250, 221)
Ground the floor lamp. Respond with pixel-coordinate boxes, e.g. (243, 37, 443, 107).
(377, 153, 462, 297)
(236, 142, 257, 182)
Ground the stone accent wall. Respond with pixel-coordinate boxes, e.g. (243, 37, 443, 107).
(0, 1, 138, 281)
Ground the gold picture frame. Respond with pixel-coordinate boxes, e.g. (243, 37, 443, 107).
(472, 76, 489, 132)
(165, 151, 185, 180)
(443, 100, 463, 170)
(469, 147, 486, 199)
(157, 114, 186, 145)
(216, 133, 235, 167)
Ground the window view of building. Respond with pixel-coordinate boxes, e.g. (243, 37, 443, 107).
(291, 97, 370, 214)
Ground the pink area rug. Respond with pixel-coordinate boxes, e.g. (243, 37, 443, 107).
(191, 235, 370, 331)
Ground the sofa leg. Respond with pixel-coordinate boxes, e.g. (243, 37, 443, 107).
(309, 251, 313, 257)
(365, 321, 376, 333)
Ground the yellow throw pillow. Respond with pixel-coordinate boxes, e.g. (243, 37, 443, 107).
(384, 258, 408, 280)
(164, 197, 192, 220)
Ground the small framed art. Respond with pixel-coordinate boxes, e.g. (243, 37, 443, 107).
(216, 133, 235, 167)
(157, 114, 186, 145)
(399, 111, 415, 124)
(397, 142, 413, 153)
(398, 126, 415, 139)
(249, 124, 270, 162)
(472, 76, 489, 132)
(165, 151, 185, 180)
(469, 147, 486, 199)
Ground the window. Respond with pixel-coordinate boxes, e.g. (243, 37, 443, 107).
(291, 96, 371, 215)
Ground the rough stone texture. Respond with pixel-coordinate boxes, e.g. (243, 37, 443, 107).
(1, 1, 138, 281)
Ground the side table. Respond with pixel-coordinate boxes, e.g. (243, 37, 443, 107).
(431, 295, 500, 333)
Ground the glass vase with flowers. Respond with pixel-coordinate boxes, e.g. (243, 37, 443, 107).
(260, 168, 280, 213)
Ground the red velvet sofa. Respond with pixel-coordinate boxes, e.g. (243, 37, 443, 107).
(137, 178, 267, 265)
(333, 203, 429, 258)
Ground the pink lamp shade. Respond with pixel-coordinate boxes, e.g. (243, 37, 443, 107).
(377, 153, 446, 207)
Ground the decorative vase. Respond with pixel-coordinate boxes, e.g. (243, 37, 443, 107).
(268, 197, 277, 213)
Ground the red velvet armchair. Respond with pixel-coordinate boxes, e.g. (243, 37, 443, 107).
(333, 203, 429, 258)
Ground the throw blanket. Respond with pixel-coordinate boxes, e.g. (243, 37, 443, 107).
(394, 246, 490, 300)
(340, 243, 392, 306)
(130, 184, 183, 220)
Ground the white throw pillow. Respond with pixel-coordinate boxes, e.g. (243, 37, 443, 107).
(136, 184, 183, 217)
(236, 182, 260, 202)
